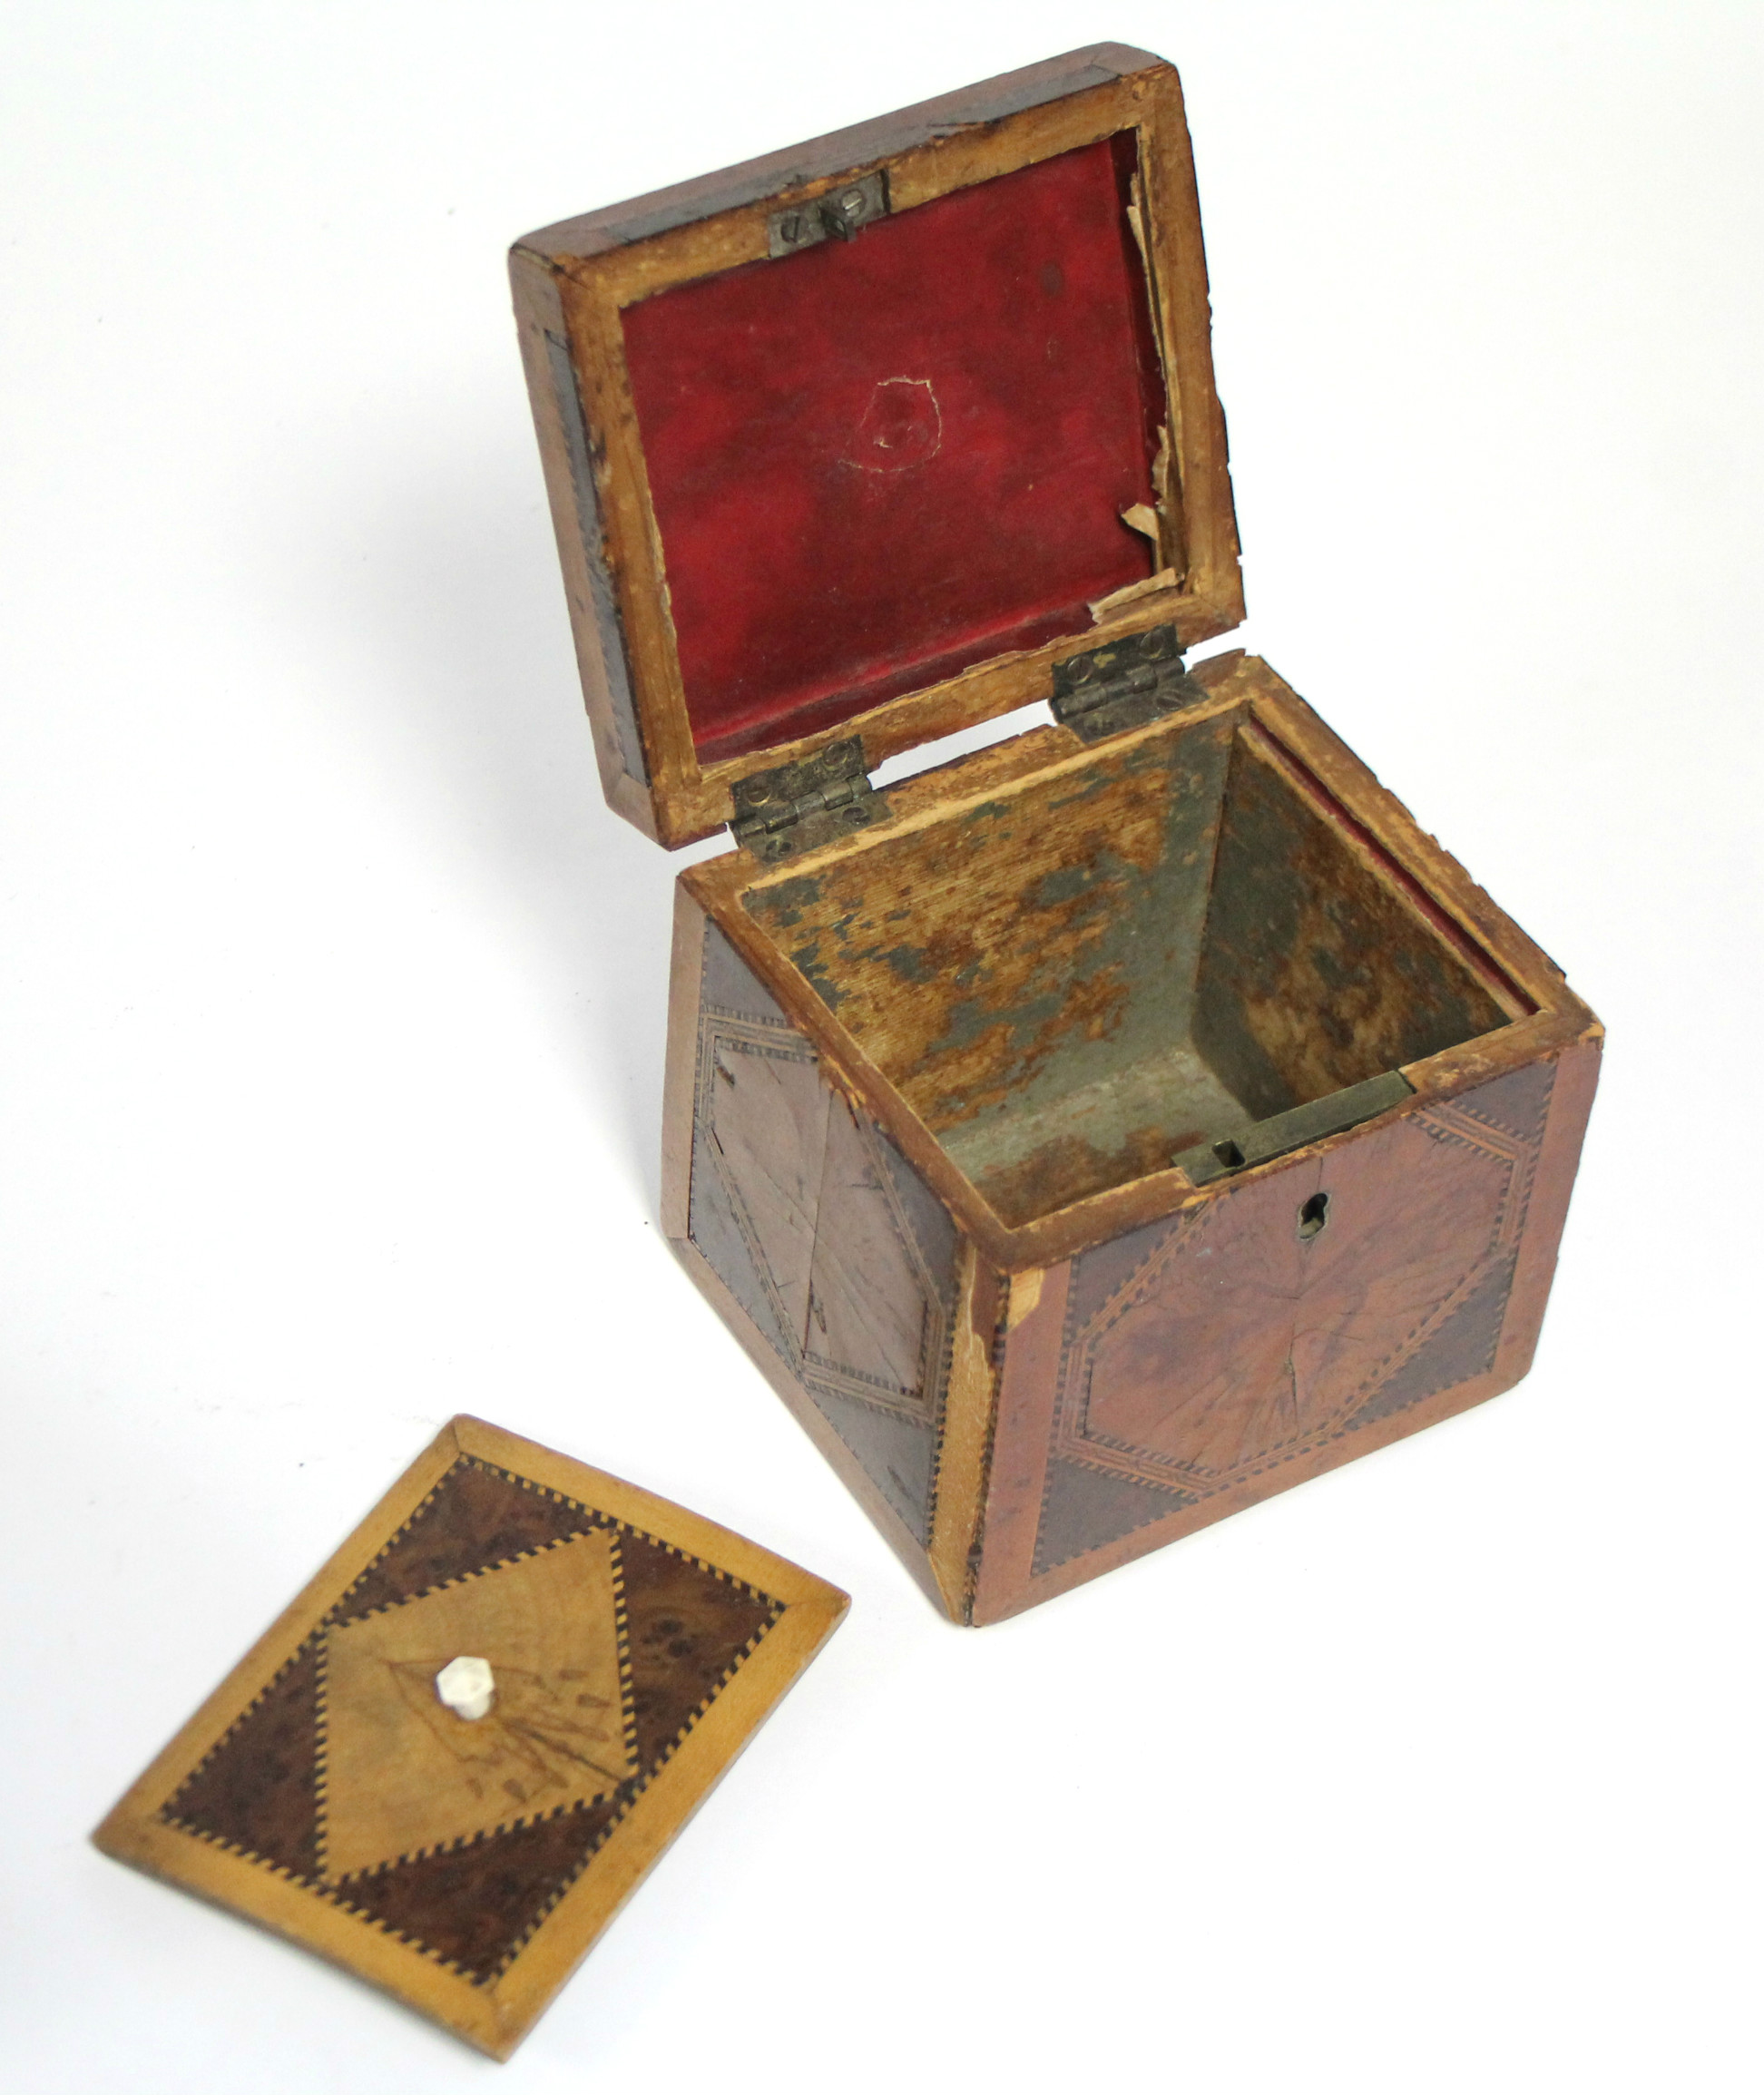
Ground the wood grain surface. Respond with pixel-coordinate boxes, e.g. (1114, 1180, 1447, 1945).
(319, 1529, 632, 1881)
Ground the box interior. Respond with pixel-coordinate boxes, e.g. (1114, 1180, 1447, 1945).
(741, 710, 1516, 1227)
(620, 134, 1167, 766)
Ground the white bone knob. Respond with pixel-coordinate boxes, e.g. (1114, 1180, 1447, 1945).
(434, 1654, 495, 1721)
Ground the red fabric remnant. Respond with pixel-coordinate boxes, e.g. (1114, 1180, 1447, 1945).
(620, 135, 1168, 762)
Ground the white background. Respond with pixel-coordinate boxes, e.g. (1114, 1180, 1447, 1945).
(4, 5, 1759, 2090)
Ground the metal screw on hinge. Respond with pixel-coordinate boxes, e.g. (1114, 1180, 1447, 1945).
(822, 185, 870, 240)
(769, 171, 887, 259)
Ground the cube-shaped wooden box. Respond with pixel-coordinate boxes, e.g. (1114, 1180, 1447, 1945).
(511, 44, 1600, 1623)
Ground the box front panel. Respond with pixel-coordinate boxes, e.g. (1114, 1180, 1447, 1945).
(972, 1043, 1599, 1620)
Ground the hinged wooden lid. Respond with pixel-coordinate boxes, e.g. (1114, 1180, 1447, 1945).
(511, 44, 1243, 848)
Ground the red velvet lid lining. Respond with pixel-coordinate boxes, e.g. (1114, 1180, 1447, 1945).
(620, 134, 1169, 765)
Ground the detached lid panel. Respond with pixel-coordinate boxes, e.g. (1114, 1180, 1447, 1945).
(513, 45, 1243, 847)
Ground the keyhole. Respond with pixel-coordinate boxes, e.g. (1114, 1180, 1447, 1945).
(1298, 1191, 1330, 1241)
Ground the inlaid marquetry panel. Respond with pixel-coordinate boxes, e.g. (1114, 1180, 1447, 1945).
(162, 1455, 777, 1977)
(93, 1421, 846, 2057)
(687, 925, 956, 1542)
(1033, 1062, 1556, 1573)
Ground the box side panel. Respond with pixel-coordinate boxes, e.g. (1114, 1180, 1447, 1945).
(663, 906, 963, 1609)
(1477, 1030, 1600, 1385)
(1193, 729, 1514, 1118)
(971, 1037, 1600, 1621)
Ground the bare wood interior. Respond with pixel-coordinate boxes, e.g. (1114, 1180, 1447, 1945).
(738, 700, 1525, 1229)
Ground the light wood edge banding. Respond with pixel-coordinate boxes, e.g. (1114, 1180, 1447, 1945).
(926, 1241, 1004, 1621)
(660, 885, 710, 1241)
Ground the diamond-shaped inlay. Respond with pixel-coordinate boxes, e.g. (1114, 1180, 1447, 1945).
(687, 926, 956, 1545)
(321, 1530, 632, 1881)
(1081, 1114, 1517, 1480)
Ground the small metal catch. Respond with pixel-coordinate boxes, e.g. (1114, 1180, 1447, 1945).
(768, 171, 889, 258)
(1173, 1072, 1416, 1186)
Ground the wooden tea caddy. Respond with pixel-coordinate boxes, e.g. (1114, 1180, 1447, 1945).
(511, 44, 1601, 1625)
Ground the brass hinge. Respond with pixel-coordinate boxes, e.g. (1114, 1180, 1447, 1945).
(768, 171, 889, 258)
(730, 739, 889, 862)
(1049, 623, 1208, 743)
